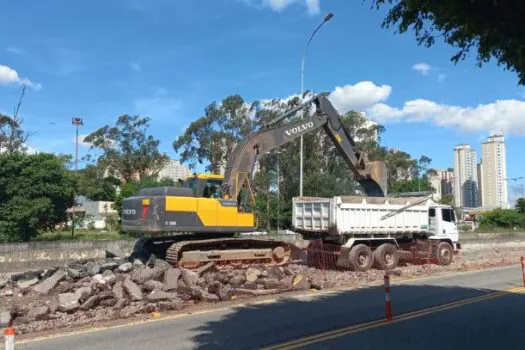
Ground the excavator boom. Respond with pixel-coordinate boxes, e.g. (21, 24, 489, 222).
(222, 94, 387, 201)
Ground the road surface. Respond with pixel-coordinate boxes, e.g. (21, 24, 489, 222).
(10, 265, 525, 350)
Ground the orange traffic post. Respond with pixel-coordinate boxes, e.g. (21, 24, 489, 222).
(4, 327, 15, 350)
(384, 274, 392, 321)
(521, 257, 525, 287)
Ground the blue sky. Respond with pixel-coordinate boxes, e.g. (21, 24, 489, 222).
(1, 0, 525, 199)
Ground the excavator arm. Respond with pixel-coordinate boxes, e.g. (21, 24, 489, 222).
(221, 94, 388, 202)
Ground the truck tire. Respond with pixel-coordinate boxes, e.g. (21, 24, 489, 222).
(373, 243, 399, 270)
(348, 244, 373, 272)
(436, 242, 453, 266)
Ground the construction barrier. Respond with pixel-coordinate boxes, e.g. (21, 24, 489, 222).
(521, 257, 525, 287)
(4, 327, 15, 350)
(384, 274, 392, 321)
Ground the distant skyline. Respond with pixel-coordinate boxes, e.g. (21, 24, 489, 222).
(1, 1, 525, 204)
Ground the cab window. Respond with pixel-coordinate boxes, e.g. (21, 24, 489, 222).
(442, 208, 455, 223)
(184, 178, 198, 195)
(204, 179, 222, 198)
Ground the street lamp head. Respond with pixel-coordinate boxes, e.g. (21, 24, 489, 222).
(72, 117, 84, 126)
(324, 12, 334, 22)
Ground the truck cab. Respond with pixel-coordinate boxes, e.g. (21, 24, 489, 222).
(428, 205, 460, 250)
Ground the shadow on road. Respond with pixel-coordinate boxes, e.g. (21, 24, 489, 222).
(188, 282, 524, 350)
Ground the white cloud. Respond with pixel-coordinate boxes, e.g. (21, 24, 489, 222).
(253, 80, 525, 136)
(366, 98, 525, 135)
(0, 64, 41, 90)
(273, 80, 525, 136)
(412, 63, 432, 76)
(130, 62, 141, 72)
(243, 0, 320, 14)
(327, 81, 392, 114)
(304, 0, 320, 14)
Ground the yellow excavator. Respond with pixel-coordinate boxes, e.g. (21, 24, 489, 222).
(121, 94, 387, 269)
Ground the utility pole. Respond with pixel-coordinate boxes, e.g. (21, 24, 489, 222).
(300, 12, 334, 197)
(71, 117, 83, 237)
(276, 151, 281, 234)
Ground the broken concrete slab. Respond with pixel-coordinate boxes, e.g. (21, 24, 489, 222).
(58, 293, 80, 313)
(26, 306, 50, 321)
(164, 268, 180, 291)
(123, 277, 142, 301)
(17, 277, 39, 289)
(105, 242, 127, 259)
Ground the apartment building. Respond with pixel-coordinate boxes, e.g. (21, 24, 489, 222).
(453, 144, 480, 207)
(480, 135, 508, 208)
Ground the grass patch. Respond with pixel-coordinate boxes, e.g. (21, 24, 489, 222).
(35, 230, 133, 241)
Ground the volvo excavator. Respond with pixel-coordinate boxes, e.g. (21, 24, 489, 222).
(121, 94, 388, 269)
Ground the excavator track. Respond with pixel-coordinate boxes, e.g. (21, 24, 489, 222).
(165, 237, 292, 269)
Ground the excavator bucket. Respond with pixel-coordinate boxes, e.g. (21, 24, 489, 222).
(359, 160, 388, 197)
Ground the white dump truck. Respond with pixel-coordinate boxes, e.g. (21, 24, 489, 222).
(292, 194, 460, 271)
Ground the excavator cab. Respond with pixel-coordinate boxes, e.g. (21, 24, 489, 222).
(182, 173, 225, 199)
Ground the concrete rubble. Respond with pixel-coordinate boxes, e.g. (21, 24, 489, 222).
(0, 241, 523, 335)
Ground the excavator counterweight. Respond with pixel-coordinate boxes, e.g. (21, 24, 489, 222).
(121, 94, 388, 268)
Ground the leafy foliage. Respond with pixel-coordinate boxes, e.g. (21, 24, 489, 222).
(0, 114, 29, 154)
(439, 194, 455, 207)
(173, 95, 257, 172)
(0, 153, 76, 242)
(83, 115, 169, 182)
(515, 198, 525, 214)
(479, 208, 525, 230)
(371, 0, 525, 84)
(76, 164, 120, 201)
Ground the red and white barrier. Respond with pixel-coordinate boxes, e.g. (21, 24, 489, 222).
(4, 327, 15, 350)
(384, 274, 392, 321)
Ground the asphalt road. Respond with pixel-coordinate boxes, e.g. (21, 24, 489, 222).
(11, 265, 525, 350)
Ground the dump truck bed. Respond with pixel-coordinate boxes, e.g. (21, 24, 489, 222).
(292, 195, 435, 236)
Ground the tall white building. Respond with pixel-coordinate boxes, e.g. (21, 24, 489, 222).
(481, 135, 508, 208)
(454, 144, 480, 208)
(429, 169, 454, 201)
(158, 159, 192, 182)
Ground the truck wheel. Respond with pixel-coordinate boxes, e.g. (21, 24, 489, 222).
(373, 243, 399, 270)
(348, 244, 373, 272)
(436, 242, 453, 266)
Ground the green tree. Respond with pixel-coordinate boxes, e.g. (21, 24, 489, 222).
(439, 194, 455, 207)
(173, 95, 257, 172)
(83, 115, 169, 183)
(76, 164, 120, 201)
(371, 0, 525, 84)
(389, 177, 433, 194)
(0, 85, 31, 154)
(0, 153, 76, 242)
(479, 208, 525, 230)
(515, 198, 525, 214)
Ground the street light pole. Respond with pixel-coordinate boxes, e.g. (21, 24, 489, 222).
(71, 117, 83, 237)
(276, 151, 281, 234)
(300, 12, 334, 197)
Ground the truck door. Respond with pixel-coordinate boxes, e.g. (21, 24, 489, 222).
(428, 208, 438, 234)
(440, 208, 458, 235)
